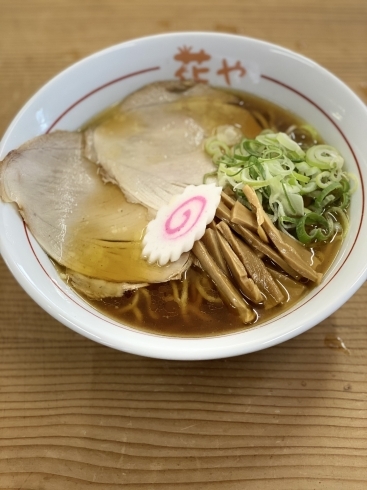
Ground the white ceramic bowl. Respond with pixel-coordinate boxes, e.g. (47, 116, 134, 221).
(1, 32, 366, 360)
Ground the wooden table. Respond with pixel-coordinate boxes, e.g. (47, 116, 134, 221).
(1, 1, 366, 488)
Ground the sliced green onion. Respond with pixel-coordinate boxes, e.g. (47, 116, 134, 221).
(315, 171, 331, 189)
(260, 146, 283, 161)
(242, 139, 265, 157)
(282, 182, 296, 214)
(285, 150, 306, 163)
(325, 206, 349, 237)
(226, 167, 244, 178)
(218, 156, 243, 168)
(296, 212, 332, 243)
(329, 168, 343, 182)
(339, 192, 350, 210)
(232, 153, 251, 163)
(279, 215, 299, 230)
(313, 182, 343, 212)
(292, 171, 310, 183)
(204, 129, 354, 247)
(205, 137, 230, 157)
(276, 132, 305, 158)
(306, 145, 344, 170)
(345, 173, 359, 194)
(299, 124, 319, 140)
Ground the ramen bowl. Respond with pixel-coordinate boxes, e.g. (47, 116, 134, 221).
(0, 32, 366, 360)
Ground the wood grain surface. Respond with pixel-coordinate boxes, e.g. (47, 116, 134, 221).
(0, 1, 367, 488)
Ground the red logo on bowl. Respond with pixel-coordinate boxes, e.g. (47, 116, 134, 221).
(173, 46, 246, 85)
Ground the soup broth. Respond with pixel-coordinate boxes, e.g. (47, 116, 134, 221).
(72, 88, 344, 337)
(84, 237, 340, 337)
(0, 81, 349, 339)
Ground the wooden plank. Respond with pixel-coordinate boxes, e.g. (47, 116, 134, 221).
(0, 0, 366, 488)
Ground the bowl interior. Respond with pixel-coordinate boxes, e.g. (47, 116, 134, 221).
(1, 33, 366, 360)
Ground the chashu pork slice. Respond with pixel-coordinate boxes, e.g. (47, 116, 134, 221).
(62, 269, 148, 300)
(0, 131, 190, 290)
(84, 81, 261, 213)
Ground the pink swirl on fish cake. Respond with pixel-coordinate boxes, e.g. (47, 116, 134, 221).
(142, 184, 222, 266)
(165, 196, 207, 239)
